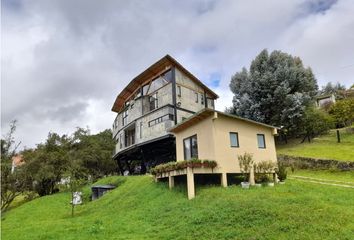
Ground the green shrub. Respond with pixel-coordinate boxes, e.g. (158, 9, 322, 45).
(238, 152, 254, 181)
(276, 163, 287, 181)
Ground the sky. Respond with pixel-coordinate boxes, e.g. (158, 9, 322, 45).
(2, 0, 354, 149)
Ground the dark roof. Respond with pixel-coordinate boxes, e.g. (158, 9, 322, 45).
(315, 94, 334, 100)
(111, 55, 219, 113)
(169, 108, 278, 133)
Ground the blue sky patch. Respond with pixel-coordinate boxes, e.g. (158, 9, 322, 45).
(208, 72, 221, 88)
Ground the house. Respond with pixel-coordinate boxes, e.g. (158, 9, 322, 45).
(315, 94, 336, 108)
(111, 55, 218, 174)
(156, 108, 278, 199)
(11, 155, 24, 173)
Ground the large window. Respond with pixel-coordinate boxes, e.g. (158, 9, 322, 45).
(257, 134, 266, 149)
(201, 93, 204, 105)
(122, 109, 128, 126)
(149, 93, 158, 111)
(183, 135, 198, 160)
(142, 69, 172, 95)
(195, 92, 198, 103)
(229, 132, 239, 147)
(148, 114, 174, 127)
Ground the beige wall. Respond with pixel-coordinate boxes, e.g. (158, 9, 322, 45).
(174, 113, 277, 174)
(175, 115, 216, 162)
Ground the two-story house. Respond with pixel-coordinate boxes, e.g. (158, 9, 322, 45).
(111, 55, 218, 174)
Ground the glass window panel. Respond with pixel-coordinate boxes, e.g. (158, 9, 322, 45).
(230, 133, 239, 147)
(162, 70, 172, 82)
(257, 134, 266, 148)
(148, 77, 165, 94)
(191, 135, 198, 158)
(184, 139, 191, 160)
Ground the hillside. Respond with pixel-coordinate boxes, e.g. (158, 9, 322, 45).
(2, 175, 354, 240)
(276, 127, 354, 161)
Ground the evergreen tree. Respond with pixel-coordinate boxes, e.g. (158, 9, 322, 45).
(229, 49, 318, 136)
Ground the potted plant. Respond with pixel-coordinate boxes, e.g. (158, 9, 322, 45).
(276, 163, 287, 184)
(253, 163, 262, 187)
(238, 152, 254, 189)
(257, 160, 275, 186)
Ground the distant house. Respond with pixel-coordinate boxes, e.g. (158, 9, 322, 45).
(158, 108, 278, 199)
(11, 155, 24, 173)
(315, 94, 336, 108)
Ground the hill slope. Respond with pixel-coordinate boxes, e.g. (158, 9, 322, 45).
(1, 176, 354, 240)
(277, 128, 354, 161)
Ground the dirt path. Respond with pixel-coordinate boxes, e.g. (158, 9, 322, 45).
(289, 175, 354, 189)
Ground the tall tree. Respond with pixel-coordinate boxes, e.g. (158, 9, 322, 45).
(320, 82, 346, 95)
(22, 133, 71, 196)
(1, 121, 25, 212)
(229, 49, 318, 135)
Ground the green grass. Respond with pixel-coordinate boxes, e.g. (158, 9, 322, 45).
(289, 169, 354, 184)
(277, 128, 354, 161)
(2, 175, 354, 240)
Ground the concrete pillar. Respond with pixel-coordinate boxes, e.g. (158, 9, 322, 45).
(221, 173, 228, 187)
(273, 173, 279, 184)
(249, 165, 255, 185)
(169, 176, 175, 189)
(186, 167, 195, 199)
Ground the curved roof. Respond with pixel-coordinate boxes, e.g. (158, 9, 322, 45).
(111, 55, 219, 113)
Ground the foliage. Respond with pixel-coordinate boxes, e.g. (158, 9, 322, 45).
(1, 120, 26, 212)
(150, 159, 217, 175)
(21, 133, 71, 196)
(238, 152, 254, 181)
(255, 160, 276, 173)
(298, 107, 334, 142)
(229, 49, 318, 136)
(329, 98, 354, 127)
(320, 82, 346, 95)
(71, 128, 116, 180)
(64, 161, 88, 217)
(2, 175, 354, 240)
(21, 128, 116, 197)
(276, 163, 287, 182)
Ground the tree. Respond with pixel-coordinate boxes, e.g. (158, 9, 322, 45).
(64, 160, 87, 217)
(22, 133, 70, 196)
(1, 120, 25, 212)
(320, 82, 346, 95)
(71, 128, 116, 181)
(229, 49, 318, 136)
(299, 107, 334, 142)
(329, 99, 354, 127)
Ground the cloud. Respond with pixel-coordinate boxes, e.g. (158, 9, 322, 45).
(2, 0, 353, 148)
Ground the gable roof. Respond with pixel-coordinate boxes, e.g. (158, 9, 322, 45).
(169, 108, 278, 133)
(111, 55, 219, 113)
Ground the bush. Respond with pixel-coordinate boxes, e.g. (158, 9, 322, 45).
(276, 163, 287, 182)
(329, 99, 354, 127)
(238, 153, 254, 182)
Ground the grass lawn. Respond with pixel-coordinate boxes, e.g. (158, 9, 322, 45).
(2, 175, 354, 240)
(276, 127, 354, 161)
(289, 169, 354, 184)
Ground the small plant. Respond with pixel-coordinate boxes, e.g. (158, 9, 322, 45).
(276, 163, 287, 182)
(238, 152, 254, 182)
(150, 160, 217, 175)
